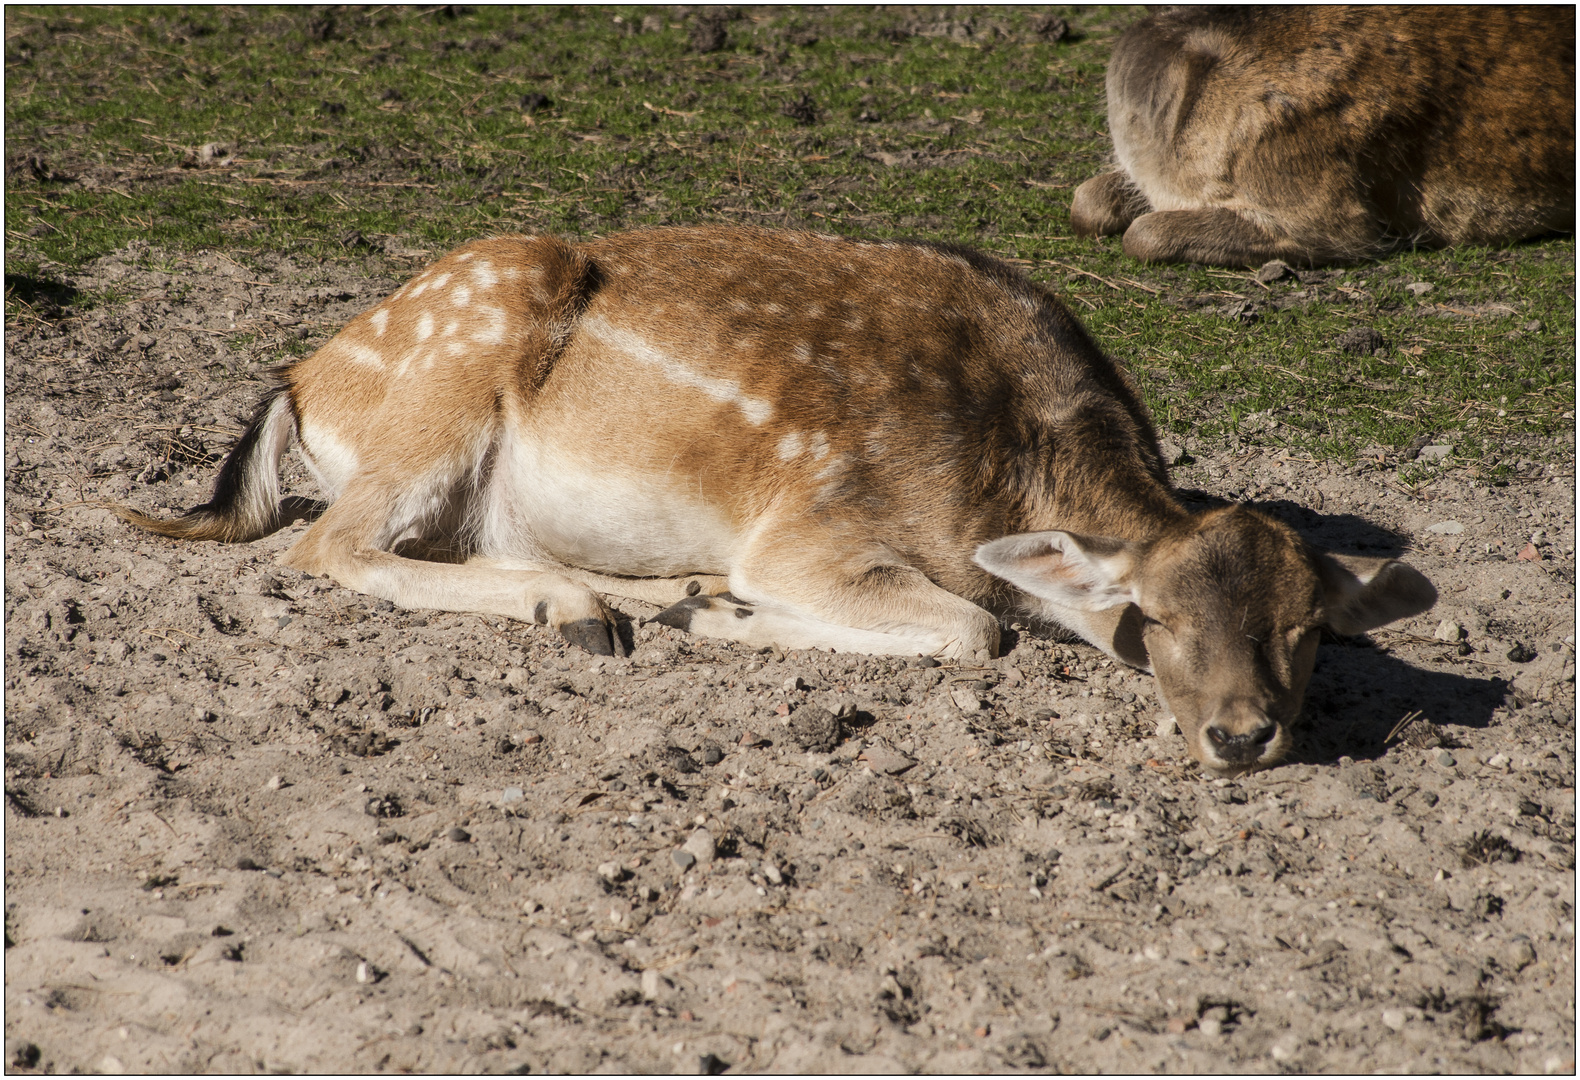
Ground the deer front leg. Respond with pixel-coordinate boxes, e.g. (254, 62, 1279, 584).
(649, 530, 1001, 660)
(282, 494, 621, 655)
(467, 556, 732, 610)
(1070, 171, 1151, 237)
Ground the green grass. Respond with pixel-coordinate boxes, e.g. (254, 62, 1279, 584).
(6, 4, 1574, 466)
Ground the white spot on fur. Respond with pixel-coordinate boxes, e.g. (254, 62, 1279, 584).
(808, 432, 830, 460)
(409, 280, 430, 299)
(793, 341, 813, 362)
(433, 273, 452, 289)
(502, 267, 522, 282)
(584, 315, 773, 426)
(445, 320, 460, 337)
(456, 252, 475, 262)
(415, 313, 435, 341)
(452, 285, 472, 307)
(471, 261, 499, 288)
(346, 342, 385, 369)
(472, 306, 508, 345)
(776, 432, 805, 461)
(370, 308, 389, 336)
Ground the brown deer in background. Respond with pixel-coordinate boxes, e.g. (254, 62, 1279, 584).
(1071, 6, 1575, 266)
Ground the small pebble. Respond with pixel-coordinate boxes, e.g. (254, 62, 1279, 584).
(1255, 259, 1294, 284)
(1405, 281, 1434, 296)
(682, 827, 716, 865)
(235, 856, 261, 871)
(1198, 1016, 1223, 1037)
(1381, 1007, 1409, 1031)
(1434, 750, 1456, 768)
(950, 685, 984, 712)
(1156, 715, 1179, 736)
(783, 676, 805, 692)
(1434, 620, 1465, 642)
(1506, 642, 1536, 663)
(702, 745, 724, 765)
(672, 849, 697, 871)
(598, 861, 625, 882)
(858, 746, 917, 776)
(519, 730, 543, 745)
(265, 775, 285, 791)
(763, 863, 783, 885)
(501, 786, 524, 805)
(1506, 936, 1537, 972)
(355, 960, 370, 984)
(448, 827, 470, 843)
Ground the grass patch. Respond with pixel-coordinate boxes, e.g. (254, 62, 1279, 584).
(6, 4, 1573, 464)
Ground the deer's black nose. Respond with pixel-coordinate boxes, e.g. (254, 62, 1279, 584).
(1205, 721, 1278, 765)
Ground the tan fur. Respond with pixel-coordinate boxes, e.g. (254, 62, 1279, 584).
(1071, 6, 1575, 267)
(119, 226, 1436, 773)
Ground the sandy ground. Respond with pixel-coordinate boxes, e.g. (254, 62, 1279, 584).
(4, 243, 1575, 1074)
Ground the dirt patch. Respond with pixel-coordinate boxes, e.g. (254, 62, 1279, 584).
(4, 246, 1574, 1074)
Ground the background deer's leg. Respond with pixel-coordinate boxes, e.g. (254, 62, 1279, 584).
(282, 488, 621, 654)
(1070, 171, 1151, 237)
(1122, 207, 1342, 268)
(649, 530, 1002, 660)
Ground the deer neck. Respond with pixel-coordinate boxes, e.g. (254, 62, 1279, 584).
(1039, 402, 1189, 543)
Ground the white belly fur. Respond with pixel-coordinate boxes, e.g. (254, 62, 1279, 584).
(486, 435, 739, 576)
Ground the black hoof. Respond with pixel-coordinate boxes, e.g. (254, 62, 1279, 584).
(560, 618, 615, 656)
(650, 594, 709, 631)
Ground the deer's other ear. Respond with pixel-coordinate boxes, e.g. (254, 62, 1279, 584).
(975, 530, 1142, 611)
(1315, 553, 1437, 635)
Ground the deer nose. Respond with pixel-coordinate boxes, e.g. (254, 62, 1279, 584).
(1204, 720, 1278, 765)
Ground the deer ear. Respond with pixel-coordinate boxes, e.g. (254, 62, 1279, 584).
(1316, 553, 1438, 635)
(975, 530, 1141, 611)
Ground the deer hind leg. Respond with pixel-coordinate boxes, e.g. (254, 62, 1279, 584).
(282, 483, 621, 655)
(1122, 207, 1340, 268)
(648, 530, 1001, 660)
(1070, 171, 1152, 237)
